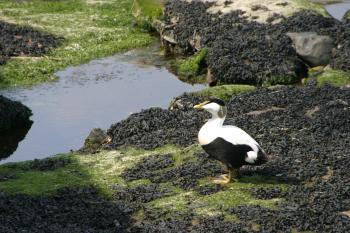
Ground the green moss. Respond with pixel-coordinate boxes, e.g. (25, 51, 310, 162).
(195, 84, 256, 101)
(344, 10, 350, 21)
(132, 0, 164, 30)
(170, 48, 208, 81)
(195, 176, 286, 212)
(314, 69, 350, 87)
(0, 0, 155, 88)
(224, 213, 240, 223)
(262, 74, 299, 87)
(172, 144, 202, 166)
(0, 155, 90, 195)
(147, 191, 196, 214)
(128, 179, 152, 187)
(0, 169, 90, 196)
(0, 144, 289, 222)
(9, 0, 86, 14)
(0, 144, 184, 196)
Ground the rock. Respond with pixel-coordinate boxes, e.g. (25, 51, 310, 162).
(82, 128, 107, 152)
(287, 32, 334, 67)
(152, 19, 182, 55)
(168, 99, 184, 110)
(0, 95, 32, 132)
(206, 68, 217, 86)
(0, 122, 32, 160)
(189, 33, 202, 51)
(0, 95, 32, 160)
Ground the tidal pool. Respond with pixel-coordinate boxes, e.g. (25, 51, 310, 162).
(0, 44, 205, 164)
(325, 1, 350, 20)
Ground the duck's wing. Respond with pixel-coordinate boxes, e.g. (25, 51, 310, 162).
(220, 125, 266, 164)
(220, 125, 260, 148)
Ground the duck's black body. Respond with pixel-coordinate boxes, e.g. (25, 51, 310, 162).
(201, 137, 268, 169)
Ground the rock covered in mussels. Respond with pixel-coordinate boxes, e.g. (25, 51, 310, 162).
(0, 21, 63, 65)
(0, 95, 32, 132)
(103, 84, 350, 232)
(106, 94, 208, 150)
(162, 0, 350, 84)
(0, 95, 32, 160)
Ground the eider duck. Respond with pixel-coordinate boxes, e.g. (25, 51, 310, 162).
(194, 98, 268, 184)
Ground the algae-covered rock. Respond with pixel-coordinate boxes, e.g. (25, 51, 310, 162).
(310, 68, 350, 86)
(169, 48, 208, 82)
(194, 84, 256, 101)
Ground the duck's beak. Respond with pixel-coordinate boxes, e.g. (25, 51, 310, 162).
(194, 101, 209, 109)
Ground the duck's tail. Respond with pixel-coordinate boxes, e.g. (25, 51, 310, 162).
(254, 147, 269, 165)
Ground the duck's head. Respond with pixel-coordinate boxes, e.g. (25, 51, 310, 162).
(194, 98, 227, 118)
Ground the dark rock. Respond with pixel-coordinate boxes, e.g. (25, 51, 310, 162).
(0, 95, 32, 132)
(0, 121, 32, 160)
(287, 32, 334, 67)
(0, 95, 32, 160)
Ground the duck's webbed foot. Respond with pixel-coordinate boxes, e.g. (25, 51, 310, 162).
(213, 174, 231, 184)
(213, 167, 240, 184)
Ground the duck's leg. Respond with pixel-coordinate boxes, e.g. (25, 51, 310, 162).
(230, 167, 240, 182)
(213, 163, 231, 184)
(218, 163, 229, 179)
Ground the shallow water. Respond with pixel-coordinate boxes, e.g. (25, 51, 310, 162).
(325, 1, 350, 20)
(0, 44, 205, 164)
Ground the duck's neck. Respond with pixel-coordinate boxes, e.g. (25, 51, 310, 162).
(206, 115, 225, 128)
(198, 115, 226, 145)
